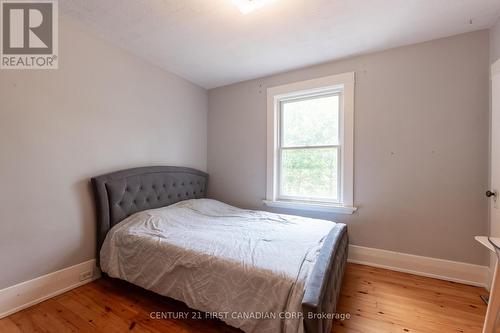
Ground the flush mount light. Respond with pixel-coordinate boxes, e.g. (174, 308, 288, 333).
(232, 0, 278, 14)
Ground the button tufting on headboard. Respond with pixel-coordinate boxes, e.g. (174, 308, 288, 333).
(105, 172, 207, 224)
(91, 166, 208, 267)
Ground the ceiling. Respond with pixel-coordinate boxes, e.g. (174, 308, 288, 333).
(60, 0, 500, 89)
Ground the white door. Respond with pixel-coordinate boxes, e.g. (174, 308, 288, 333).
(485, 60, 500, 333)
(491, 60, 500, 244)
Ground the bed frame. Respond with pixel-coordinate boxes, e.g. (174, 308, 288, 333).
(91, 166, 348, 333)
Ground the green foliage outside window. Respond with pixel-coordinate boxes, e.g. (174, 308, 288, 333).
(280, 94, 340, 201)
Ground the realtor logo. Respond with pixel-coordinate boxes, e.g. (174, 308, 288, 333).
(1, 0, 58, 69)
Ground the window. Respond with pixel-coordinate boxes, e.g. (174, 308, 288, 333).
(264, 72, 356, 214)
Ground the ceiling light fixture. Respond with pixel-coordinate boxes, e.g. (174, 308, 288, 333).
(232, 0, 278, 14)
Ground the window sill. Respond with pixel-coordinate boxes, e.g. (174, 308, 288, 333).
(262, 200, 357, 215)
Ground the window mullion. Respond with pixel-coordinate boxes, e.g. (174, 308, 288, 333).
(280, 145, 339, 150)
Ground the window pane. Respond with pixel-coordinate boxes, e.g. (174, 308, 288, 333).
(281, 94, 339, 147)
(280, 147, 338, 201)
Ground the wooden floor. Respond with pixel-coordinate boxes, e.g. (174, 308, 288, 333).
(0, 263, 495, 333)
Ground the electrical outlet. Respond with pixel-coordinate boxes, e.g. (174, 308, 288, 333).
(79, 270, 93, 282)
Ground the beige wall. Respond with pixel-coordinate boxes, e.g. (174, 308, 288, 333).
(208, 30, 490, 265)
(0, 16, 207, 289)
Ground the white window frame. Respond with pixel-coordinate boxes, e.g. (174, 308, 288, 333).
(264, 72, 356, 214)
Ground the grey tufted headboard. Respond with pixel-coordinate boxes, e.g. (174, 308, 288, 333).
(91, 166, 208, 266)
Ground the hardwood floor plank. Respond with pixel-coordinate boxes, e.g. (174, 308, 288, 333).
(333, 264, 492, 333)
(0, 263, 494, 332)
(24, 299, 92, 333)
(0, 318, 23, 333)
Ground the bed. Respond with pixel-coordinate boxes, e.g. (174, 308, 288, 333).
(91, 166, 348, 333)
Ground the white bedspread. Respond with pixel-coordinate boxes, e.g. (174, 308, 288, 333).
(100, 199, 336, 333)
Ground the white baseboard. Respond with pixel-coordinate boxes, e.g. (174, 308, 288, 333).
(0, 247, 490, 319)
(0, 259, 100, 319)
(348, 245, 490, 289)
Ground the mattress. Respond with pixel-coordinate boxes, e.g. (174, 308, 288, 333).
(100, 199, 342, 333)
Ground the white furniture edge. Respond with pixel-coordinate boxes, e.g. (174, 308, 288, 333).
(492, 59, 500, 77)
(0, 259, 100, 319)
(266, 72, 355, 207)
(263, 199, 357, 214)
(475, 236, 499, 253)
(475, 236, 500, 333)
(348, 245, 490, 289)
